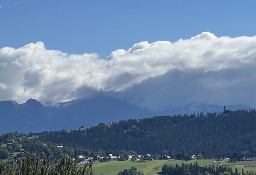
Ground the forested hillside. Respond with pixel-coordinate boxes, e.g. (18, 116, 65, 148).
(38, 110, 256, 158)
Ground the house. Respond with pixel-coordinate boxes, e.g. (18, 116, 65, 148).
(6, 143, 13, 150)
(246, 155, 256, 161)
(78, 159, 89, 164)
(131, 155, 142, 162)
(191, 155, 197, 160)
(108, 154, 119, 161)
(161, 155, 171, 160)
(98, 156, 105, 162)
(143, 154, 153, 161)
(76, 155, 92, 164)
(118, 154, 133, 161)
(77, 155, 86, 161)
(98, 156, 110, 162)
(127, 155, 133, 160)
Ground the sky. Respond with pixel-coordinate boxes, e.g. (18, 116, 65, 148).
(1, 0, 256, 111)
(1, 0, 256, 55)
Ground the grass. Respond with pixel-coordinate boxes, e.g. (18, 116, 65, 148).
(92, 160, 169, 175)
(0, 144, 7, 148)
(92, 160, 216, 175)
(92, 159, 256, 175)
(221, 159, 256, 174)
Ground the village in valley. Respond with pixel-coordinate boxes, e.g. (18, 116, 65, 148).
(2, 132, 256, 166)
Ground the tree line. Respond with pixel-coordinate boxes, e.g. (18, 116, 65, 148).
(161, 162, 255, 175)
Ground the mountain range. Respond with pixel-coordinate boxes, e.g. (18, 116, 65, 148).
(0, 96, 250, 134)
(0, 96, 151, 134)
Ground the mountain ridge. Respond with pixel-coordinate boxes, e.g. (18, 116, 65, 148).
(0, 96, 251, 134)
(0, 96, 153, 134)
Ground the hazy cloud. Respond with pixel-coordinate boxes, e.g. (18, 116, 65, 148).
(1, 32, 256, 110)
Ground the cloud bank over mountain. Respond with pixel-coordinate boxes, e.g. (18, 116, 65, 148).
(1, 32, 256, 110)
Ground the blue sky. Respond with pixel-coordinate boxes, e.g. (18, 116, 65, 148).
(1, 0, 256, 56)
(1, 0, 256, 110)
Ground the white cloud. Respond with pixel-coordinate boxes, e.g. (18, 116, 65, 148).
(1, 32, 256, 110)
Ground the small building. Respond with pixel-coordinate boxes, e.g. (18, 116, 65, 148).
(191, 155, 197, 160)
(98, 156, 110, 162)
(108, 154, 119, 161)
(144, 154, 153, 161)
(77, 155, 91, 164)
(131, 155, 142, 162)
(78, 159, 89, 164)
(161, 155, 171, 160)
(119, 154, 133, 161)
(246, 155, 256, 161)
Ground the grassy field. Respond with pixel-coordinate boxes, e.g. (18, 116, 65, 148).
(92, 159, 256, 175)
(92, 160, 168, 175)
(221, 160, 256, 174)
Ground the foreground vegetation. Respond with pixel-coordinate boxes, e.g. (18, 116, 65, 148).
(0, 155, 92, 175)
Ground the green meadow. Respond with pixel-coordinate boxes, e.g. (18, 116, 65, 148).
(92, 159, 256, 175)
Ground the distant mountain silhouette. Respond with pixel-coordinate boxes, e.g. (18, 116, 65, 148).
(0, 96, 251, 134)
(0, 96, 152, 134)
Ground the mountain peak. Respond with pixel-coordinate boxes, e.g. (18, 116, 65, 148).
(24, 98, 43, 107)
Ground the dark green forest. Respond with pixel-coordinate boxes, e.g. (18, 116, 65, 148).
(36, 109, 256, 158)
(160, 163, 252, 175)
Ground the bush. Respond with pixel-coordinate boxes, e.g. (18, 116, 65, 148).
(117, 166, 144, 175)
(0, 149, 9, 159)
